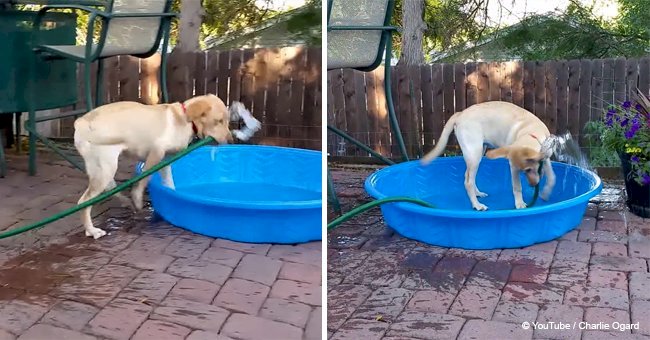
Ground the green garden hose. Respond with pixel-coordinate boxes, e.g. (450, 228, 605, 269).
(327, 196, 436, 230)
(328, 162, 545, 231)
(0, 137, 215, 239)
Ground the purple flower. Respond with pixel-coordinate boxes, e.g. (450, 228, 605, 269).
(605, 117, 614, 127)
(635, 103, 644, 111)
(607, 107, 617, 114)
(643, 174, 650, 185)
(625, 130, 635, 139)
(623, 101, 632, 109)
(631, 155, 640, 163)
(621, 118, 629, 127)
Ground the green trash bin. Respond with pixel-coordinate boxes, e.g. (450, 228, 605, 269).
(0, 10, 78, 113)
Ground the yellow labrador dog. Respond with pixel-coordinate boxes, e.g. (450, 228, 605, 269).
(74, 94, 258, 239)
(421, 101, 555, 211)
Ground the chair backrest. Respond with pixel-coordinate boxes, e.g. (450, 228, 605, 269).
(327, 0, 391, 71)
(100, 0, 170, 57)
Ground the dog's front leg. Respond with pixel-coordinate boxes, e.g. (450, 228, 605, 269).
(160, 166, 175, 190)
(510, 163, 527, 209)
(132, 149, 165, 210)
(540, 158, 555, 201)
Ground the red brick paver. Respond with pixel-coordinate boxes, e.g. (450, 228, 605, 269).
(328, 167, 650, 340)
(0, 153, 321, 339)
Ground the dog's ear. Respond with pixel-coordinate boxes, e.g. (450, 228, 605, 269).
(486, 147, 510, 159)
(185, 100, 211, 122)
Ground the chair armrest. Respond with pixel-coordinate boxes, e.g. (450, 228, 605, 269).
(327, 25, 399, 32)
(33, 5, 110, 60)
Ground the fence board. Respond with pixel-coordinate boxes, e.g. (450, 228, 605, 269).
(614, 58, 626, 105)
(511, 61, 523, 107)
(578, 59, 592, 143)
(217, 50, 230, 103)
(544, 61, 558, 133)
(228, 49, 243, 105)
(454, 63, 466, 113)
(626, 58, 638, 100)
(408, 66, 423, 156)
(240, 49, 256, 111)
(119, 56, 140, 102)
(639, 57, 650, 97)
(396, 65, 414, 156)
(251, 48, 267, 118)
(602, 58, 615, 107)
(194, 52, 207, 96)
(477, 62, 489, 103)
(534, 61, 545, 117)
(591, 59, 604, 123)
(141, 54, 160, 104)
(567, 59, 581, 137)
(421, 65, 434, 148)
(466, 62, 477, 107)
(206, 51, 219, 96)
(489, 62, 501, 101)
(500, 62, 512, 103)
(523, 61, 535, 112)
(556, 60, 568, 134)
(307, 47, 322, 151)
(431, 64, 444, 143)
(375, 67, 390, 156)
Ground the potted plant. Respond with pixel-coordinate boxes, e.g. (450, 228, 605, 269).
(586, 90, 650, 217)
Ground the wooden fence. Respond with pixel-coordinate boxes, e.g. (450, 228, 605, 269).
(58, 46, 322, 151)
(327, 57, 650, 159)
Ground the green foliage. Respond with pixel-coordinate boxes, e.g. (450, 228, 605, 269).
(392, 0, 494, 62)
(497, 1, 649, 60)
(285, 0, 321, 46)
(585, 97, 650, 185)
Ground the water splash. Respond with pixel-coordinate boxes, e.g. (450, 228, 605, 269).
(542, 132, 593, 170)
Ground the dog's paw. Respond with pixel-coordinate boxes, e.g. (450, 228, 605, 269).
(473, 203, 488, 211)
(162, 180, 175, 190)
(131, 191, 144, 211)
(540, 190, 551, 201)
(85, 227, 107, 239)
(515, 201, 527, 209)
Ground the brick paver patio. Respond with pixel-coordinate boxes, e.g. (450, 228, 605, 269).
(328, 167, 650, 340)
(0, 152, 321, 340)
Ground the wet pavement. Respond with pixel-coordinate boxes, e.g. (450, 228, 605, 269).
(328, 166, 650, 340)
(0, 152, 321, 340)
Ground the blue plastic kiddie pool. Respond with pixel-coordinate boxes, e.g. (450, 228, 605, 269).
(144, 145, 322, 244)
(365, 157, 602, 249)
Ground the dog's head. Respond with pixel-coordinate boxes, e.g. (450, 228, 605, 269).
(184, 94, 233, 144)
(486, 146, 545, 186)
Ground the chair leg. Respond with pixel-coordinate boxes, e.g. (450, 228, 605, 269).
(15, 112, 21, 153)
(27, 110, 36, 176)
(160, 22, 171, 103)
(160, 47, 170, 103)
(327, 168, 341, 214)
(95, 58, 104, 107)
(384, 35, 409, 162)
(84, 61, 94, 112)
(0, 129, 6, 178)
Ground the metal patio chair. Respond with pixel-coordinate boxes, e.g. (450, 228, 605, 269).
(327, 0, 407, 212)
(26, 0, 176, 175)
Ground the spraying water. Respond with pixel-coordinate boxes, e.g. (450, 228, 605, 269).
(542, 132, 593, 170)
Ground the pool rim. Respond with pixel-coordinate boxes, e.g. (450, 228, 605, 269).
(144, 144, 322, 211)
(364, 157, 603, 219)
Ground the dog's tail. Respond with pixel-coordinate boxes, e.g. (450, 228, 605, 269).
(420, 112, 459, 165)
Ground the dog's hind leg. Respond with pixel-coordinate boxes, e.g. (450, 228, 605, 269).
(132, 149, 165, 211)
(457, 127, 488, 210)
(77, 146, 120, 239)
